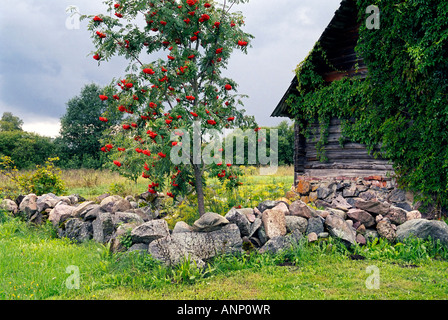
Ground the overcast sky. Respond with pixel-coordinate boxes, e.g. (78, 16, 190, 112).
(0, 0, 341, 138)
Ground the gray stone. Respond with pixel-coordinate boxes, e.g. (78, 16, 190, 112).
(193, 212, 229, 232)
(99, 195, 124, 213)
(129, 243, 149, 252)
(92, 211, 115, 244)
(112, 199, 132, 214)
(385, 206, 408, 225)
(347, 208, 375, 228)
(63, 218, 93, 243)
(289, 200, 315, 219)
(331, 195, 352, 212)
(261, 208, 287, 240)
(406, 210, 422, 221)
(133, 206, 156, 221)
(327, 208, 347, 220)
(285, 216, 308, 234)
(36, 193, 60, 212)
(376, 219, 396, 242)
(72, 201, 96, 219)
(257, 200, 280, 213)
(306, 217, 324, 235)
(354, 199, 391, 216)
(365, 229, 379, 242)
(317, 186, 333, 200)
(324, 214, 356, 245)
(113, 212, 144, 227)
(131, 220, 170, 244)
(248, 218, 263, 238)
(147, 224, 242, 267)
(387, 189, 406, 203)
(48, 203, 76, 227)
(259, 230, 303, 254)
(257, 226, 268, 245)
(397, 219, 448, 245)
(173, 221, 194, 234)
(1, 199, 18, 214)
(82, 205, 102, 221)
(225, 208, 251, 237)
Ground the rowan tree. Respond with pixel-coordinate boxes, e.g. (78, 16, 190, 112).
(83, 0, 256, 216)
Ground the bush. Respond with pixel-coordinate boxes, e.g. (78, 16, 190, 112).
(0, 156, 66, 196)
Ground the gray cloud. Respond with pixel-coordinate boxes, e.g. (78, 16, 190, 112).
(0, 0, 341, 137)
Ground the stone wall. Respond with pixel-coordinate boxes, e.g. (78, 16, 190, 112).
(1, 185, 448, 268)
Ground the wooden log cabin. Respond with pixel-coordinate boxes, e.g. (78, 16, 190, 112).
(271, 0, 394, 184)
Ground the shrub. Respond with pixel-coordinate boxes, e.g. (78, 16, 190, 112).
(0, 156, 66, 196)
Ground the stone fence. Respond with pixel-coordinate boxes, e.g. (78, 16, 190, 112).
(1, 182, 448, 267)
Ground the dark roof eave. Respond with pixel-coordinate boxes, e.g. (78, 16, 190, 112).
(271, 77, 298, 118)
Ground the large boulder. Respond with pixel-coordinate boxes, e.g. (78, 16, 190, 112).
(324, 214, 356, 245)
(261, 208, 287, 240)
(347, 208, 375, 228)
(147, 224, 242, 267)
(397, 219, 448, 245)
(48, 203, 76, 227)
(131, 220, 170, 244)
(192, 212, 229, 232)
(62, 218, 93, 243)
(173, 221, 194, 234)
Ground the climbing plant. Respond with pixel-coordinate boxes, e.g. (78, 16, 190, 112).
(287, 0, 448, 211)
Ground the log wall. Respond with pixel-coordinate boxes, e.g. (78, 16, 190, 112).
(294, 118, 393, 181)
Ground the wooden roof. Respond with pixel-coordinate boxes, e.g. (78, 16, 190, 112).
(272, 0, 366, 118)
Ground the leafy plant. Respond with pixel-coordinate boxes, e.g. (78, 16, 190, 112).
(1, 156, 66, 196)
(287, 0, 448, 216)
(82, 0, 256, 216)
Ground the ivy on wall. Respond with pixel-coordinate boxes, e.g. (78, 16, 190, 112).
(287, 0, 448, 210)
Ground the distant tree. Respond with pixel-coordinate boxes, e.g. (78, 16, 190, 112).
(57, 83, 123, 168)
(276, 121, 294, 166)
(0, 131, 56, 169)
(0, 112, 24, 132)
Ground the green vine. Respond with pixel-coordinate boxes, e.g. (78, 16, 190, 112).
(287, 0, 448, 212)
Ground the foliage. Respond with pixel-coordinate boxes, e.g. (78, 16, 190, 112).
(0, 112, 24, 132)
(56, 83, 123, 169)
(0, 156, 66, 196)
(82, 0, 256, 216)
(0, 130, 57, 170)
(287, 0, 448, 214)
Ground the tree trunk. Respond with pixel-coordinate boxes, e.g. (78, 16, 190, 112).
(193, 164, 206, 216)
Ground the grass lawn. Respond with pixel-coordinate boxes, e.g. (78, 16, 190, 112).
(1, 214, 448, 301)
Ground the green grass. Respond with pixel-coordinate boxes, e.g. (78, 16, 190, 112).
(1, 211, 448, 300)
